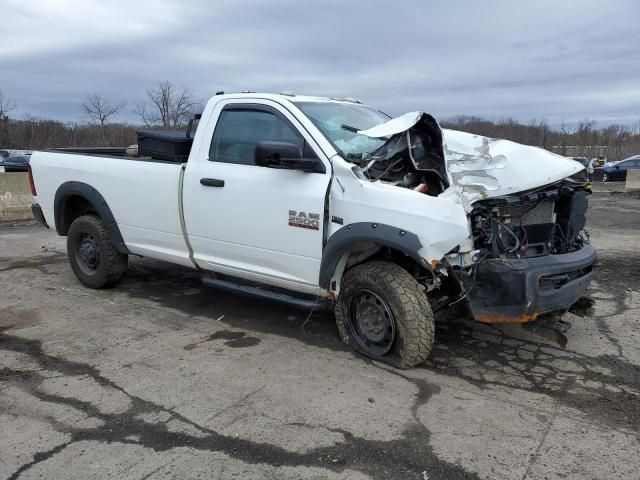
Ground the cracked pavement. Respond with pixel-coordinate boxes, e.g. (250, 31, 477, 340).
(0, 187, 639, 479)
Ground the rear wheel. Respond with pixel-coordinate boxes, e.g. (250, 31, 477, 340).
(602, 172, 609, 182)
(334, 261, 434, 368)
(67, 215, 128, 289)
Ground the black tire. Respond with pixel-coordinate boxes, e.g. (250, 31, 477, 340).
(334, 261, 434, 369)
(67, 214, 128, 289)
(602, 173, 608, 182)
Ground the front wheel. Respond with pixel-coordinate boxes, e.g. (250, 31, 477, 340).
(334, 261, 435, 369)
(67, 214, 128, 289)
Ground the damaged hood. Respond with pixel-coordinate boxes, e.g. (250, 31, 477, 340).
(358, 111, 425, 138)
(443, 129, 584, 205)
(359, 112, 585, 207)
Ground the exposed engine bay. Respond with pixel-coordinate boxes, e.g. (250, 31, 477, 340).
(356, 113, 449, 196)
(469, 180, 590, 261)
(444, 178, 594, 323)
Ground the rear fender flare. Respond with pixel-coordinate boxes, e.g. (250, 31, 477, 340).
(54, 181, 130, 254)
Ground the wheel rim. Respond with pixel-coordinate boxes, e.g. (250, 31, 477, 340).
(347, 289, 396, 356)
(75, 232, 100, 275)
(603, 173, 608, 182)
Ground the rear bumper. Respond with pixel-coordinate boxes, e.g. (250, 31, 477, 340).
(31, 203, 49, 228)
(458, 244, 596, 323)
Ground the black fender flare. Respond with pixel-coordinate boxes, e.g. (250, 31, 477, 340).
(319, 222, 425, 289)
(54, 181, 130, 254)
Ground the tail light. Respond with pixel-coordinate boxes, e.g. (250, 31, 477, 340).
(28, 165, 37, 196)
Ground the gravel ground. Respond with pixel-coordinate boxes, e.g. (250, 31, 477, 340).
(0, 187, 638, 479)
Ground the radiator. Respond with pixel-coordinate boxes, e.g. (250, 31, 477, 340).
(498, 201, 555, 225)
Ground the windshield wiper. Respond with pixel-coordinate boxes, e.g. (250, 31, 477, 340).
(342, 124, 388, 141)
(341, 124, 360, 133)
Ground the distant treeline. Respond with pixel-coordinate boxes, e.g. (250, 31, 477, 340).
(0, 81, 197, 151)
(0, 119, 137, 150)
(1, 114, 639, 162)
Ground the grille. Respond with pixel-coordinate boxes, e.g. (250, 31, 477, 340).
(498, 201, 555, 225)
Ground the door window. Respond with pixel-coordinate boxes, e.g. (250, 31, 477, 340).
(209, 108, 302, 165)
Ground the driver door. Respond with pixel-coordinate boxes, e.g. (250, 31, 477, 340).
(182, 100, 331, 293)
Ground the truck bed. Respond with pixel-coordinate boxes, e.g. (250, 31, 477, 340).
(30, 151, 193, 266)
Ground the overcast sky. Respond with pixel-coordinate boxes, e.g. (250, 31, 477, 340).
(1, 0, 639, 126)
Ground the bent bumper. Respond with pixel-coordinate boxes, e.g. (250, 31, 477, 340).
(458, 244, 596, 323)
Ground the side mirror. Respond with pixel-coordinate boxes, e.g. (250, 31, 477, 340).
(255, 141, 325, 173)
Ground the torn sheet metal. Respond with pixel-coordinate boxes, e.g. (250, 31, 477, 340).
(358, 111, 423, 138)
(359, 111, 585, 211)
(358, 112, 449, 191)
(443, 129, 584, 210)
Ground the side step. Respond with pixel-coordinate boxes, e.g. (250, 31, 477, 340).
(201, 275, 332, 310)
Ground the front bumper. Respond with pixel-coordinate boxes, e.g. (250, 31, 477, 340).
(457, 244, 596, 323)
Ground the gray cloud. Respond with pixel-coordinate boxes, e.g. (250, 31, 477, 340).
(2, 0, 639, 126)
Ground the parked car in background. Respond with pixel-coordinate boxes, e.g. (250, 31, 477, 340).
(0, 154, 30, 172)
(602, 155, 640, 182)
(0, 149, 32, 158)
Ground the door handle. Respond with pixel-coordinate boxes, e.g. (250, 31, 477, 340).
(200, 178, 225, 187)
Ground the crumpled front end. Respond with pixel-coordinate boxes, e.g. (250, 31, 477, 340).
(447, 180, 596, 323)
(357, 110, 596, 323)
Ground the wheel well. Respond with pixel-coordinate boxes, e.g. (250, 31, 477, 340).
(319, 222, 425, 291)
(53, 182, 130, 254)
(58, 195, 98, 235)
(349, 242, 434, 280)
(328, 242, 436, 297)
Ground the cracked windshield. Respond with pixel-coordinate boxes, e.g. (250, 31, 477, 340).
(295, 101, 389, 160)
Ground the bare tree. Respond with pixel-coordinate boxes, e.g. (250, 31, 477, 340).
(82, 94, 125, 126)
(134, 81, 196, 128)
(575, 119, 596, 157)
(0, 89, 17, 120)
(559, 120, 574, 157)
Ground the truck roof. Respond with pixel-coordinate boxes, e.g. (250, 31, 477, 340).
(211, 92, 366, 106)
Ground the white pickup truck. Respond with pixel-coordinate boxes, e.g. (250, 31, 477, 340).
(29, 92, 596, 368)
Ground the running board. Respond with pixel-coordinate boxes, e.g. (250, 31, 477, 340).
(201, 275, 331, 310)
